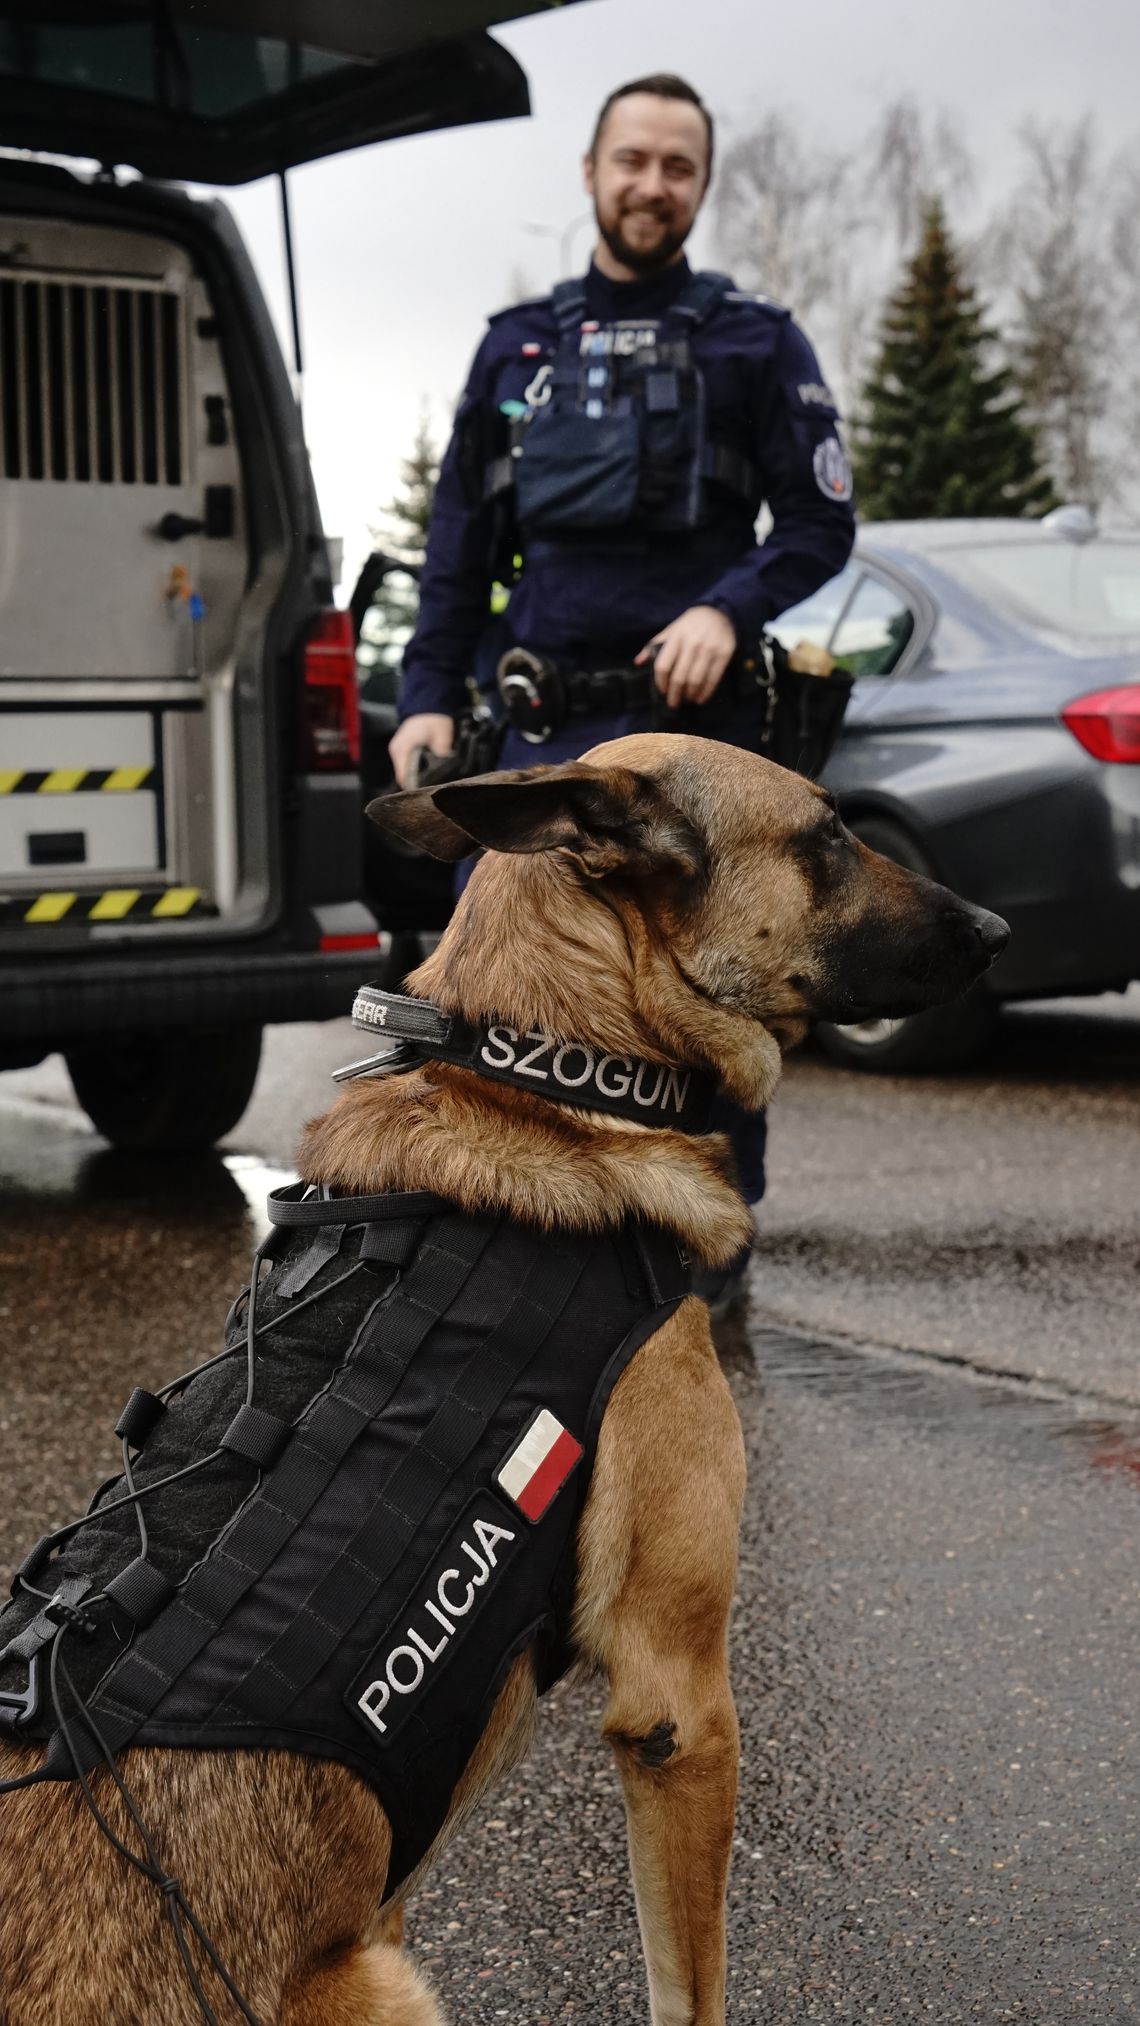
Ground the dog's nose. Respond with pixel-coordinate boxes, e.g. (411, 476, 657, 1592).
(971, 908, 1010, 957)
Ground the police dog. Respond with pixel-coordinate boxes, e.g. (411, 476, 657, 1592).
(0, 734, 1007, 2024)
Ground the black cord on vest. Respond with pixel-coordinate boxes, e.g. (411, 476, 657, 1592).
(48, 1631, 262, 2025)
(0, 1224, 375, 2015)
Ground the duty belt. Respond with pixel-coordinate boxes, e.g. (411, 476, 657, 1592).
(496, 646, 652, 743)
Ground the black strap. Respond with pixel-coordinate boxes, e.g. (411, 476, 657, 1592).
(115, 1388, 166, 1448)
(700, 439, 757, 503)
(267, 1184, 451, 1230)
(670, 269, 734, 327)
(550, 276, 588, 332)
(105, 1556, 177, 1628)
(220, 1405, 292, 1470)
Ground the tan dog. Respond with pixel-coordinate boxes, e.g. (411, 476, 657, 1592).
(0, 735, 1007, 2025)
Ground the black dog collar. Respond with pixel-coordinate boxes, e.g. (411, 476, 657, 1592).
(334, 988, 717, 1135)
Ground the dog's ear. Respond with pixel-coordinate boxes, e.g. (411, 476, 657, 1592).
(365, 786, 477, 863)
(431, 762, 707, 883)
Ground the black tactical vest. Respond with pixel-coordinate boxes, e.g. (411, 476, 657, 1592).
(0, 1186, 689, 1895)
(488, 270, 757, 539)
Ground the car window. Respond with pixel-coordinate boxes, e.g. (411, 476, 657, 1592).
(828, 574, 916, 677)
(356, 567, 421, 707)
(941, 541, 1140, 639)
(767, 564, 859, 655)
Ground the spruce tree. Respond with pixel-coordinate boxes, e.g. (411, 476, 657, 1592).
(357, 413, 440, 681)
(853, 201, 1056, 520)
(373, 409, 439, 562)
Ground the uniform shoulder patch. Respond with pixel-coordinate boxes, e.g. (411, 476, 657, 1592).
(813, 435, 854, 503)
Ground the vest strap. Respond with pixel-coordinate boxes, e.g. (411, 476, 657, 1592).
(700, 439, 757, 503)
(550, 276, 588, 331)
(105, 1556, 177, 1628)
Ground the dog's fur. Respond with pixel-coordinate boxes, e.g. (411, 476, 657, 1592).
(0, 735, 1005, 2024)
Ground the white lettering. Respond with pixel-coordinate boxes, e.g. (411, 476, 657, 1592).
(386, 1645, 425, 1695)
(437, 1568, 476, 1618)
(473, 1517, 516, 1568)
(355, 997, 388, 1028)
(358, 1679, 390, 1734)
(579, 325, 658, 358)
(595, 1053, 633, 1099)
(515, 1031, 553, 1080)
(354, 1515, 520, 1743)
(661, 1067, 691, 1115)
(632, 1061, 665, 1109)
(552, 1043, 594, 1089)
(481, 1024, 518, 1070)
(461, 1540, 490, 1586)
(408, 1624, 449, 1664)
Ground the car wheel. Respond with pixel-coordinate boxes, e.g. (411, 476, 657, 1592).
(65, 1025, 263, 1151)
(815, 817, 999, 1074)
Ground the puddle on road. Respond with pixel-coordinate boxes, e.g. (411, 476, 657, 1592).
(749, 1313, 1140, 1500)
(222, 1154, 297, 1239)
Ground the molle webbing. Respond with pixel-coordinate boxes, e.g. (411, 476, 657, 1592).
(2, 1184, 689, 1894)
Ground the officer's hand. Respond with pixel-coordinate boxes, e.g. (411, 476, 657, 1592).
(637, 606, 737, 710)
(389, 714, 455, 789)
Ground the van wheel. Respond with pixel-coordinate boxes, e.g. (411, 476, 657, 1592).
(814, 818, 998, 1074)
(65, 1025, 262, 1152)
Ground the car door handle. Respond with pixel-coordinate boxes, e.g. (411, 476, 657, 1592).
(151, 511, 205, 541)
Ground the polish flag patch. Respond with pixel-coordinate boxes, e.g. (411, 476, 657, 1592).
(496, 1410, 583, 1522)
(521, 341, 543, 356)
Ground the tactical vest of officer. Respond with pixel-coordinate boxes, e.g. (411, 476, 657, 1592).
(485, 269, 757, 542)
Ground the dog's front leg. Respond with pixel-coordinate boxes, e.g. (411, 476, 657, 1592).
(605, 1644, 739, 2026)
(575, 1301, 746, 2026)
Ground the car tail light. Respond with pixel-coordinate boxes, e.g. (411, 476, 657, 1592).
(1061, 686, 1140, 764)
(303, 609, 360, 771)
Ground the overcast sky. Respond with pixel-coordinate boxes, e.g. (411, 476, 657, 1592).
(218, 0, 1137, 588)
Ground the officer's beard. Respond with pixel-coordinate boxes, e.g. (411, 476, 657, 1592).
(595, 203, 689, 276)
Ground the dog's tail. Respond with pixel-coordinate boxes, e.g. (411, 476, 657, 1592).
(281, 1941, 445, 2025)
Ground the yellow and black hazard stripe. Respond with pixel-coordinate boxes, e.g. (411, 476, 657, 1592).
(0, 887, 211, 926)
(0, 766, 156, 795)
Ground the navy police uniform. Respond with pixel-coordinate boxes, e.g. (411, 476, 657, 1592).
(398, 257, 856, 1203)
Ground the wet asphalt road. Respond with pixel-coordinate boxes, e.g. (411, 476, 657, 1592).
(0, 996, 1138, 2022)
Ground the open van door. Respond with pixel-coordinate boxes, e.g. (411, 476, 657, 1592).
(0, 0, 593, 1148)
(0, 2, 590, 181)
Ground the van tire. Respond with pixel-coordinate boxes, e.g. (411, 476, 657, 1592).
(815, 817, 998, 1074)
(65, 1025, 263, 1152)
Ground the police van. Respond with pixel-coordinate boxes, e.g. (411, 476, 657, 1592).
(0, 0, 563, 1149)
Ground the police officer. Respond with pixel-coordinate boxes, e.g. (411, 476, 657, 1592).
(391, 72, 856, 1258)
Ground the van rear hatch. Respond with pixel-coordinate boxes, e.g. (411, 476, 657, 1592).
(0, 2, 582, 181)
